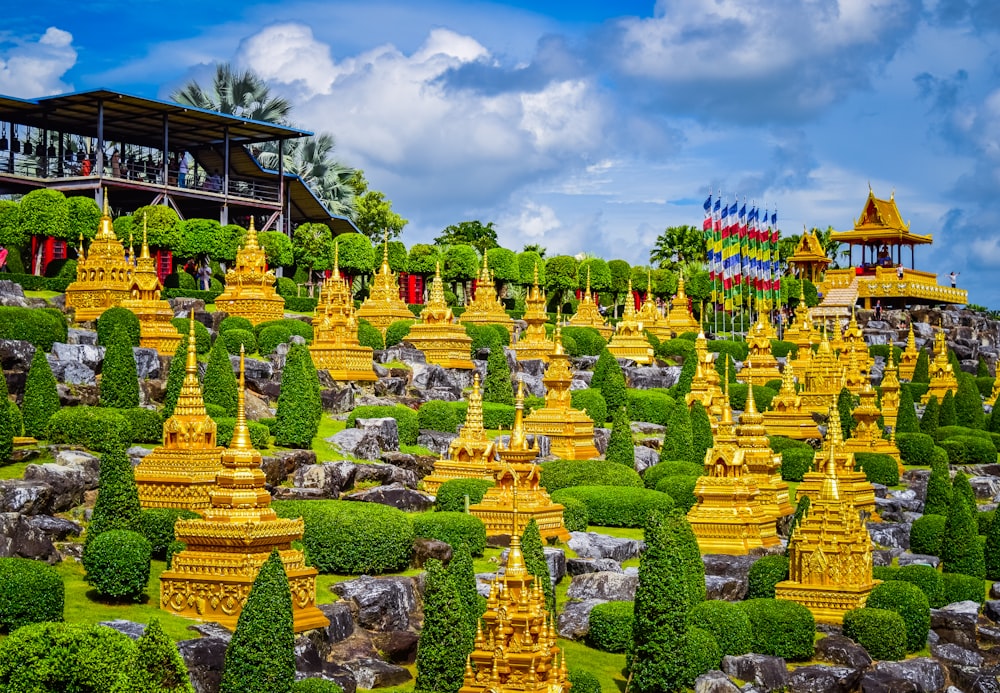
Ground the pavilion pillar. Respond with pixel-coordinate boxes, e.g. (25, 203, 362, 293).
(278, 140, 286, 235)
(57, 129, 63, 177)
(162, 113, 169, 188)
(96, 99, 104, 180)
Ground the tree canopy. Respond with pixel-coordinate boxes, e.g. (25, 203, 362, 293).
(435, 221, 498, 255)
(650, 225, 706, 268)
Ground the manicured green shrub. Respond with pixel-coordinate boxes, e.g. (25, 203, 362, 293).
(219, 316, 254, 334)
(0, 372, 13, 463)
(896, 385, 919, 433)
(418, 399, 459, 433)
(909, 514, 946, 556)
(356, 320, 384, 350)
(86, 442, 141, 543)
(924, 447, 953, 516)
(559, 495, 589, 532)
(465, 323, 501, 354)
(346, 404, 419, 445)
(115, 617, 196, 693)
(942, 472, 985, 579)
(274, 345, 321, 448)
(550, 486, 674, 528)
(934, 425, 991, 441)
(940, 390, 957, 427)
(561, 327, 605, 357)
(586, 601, 634, 653)
(940, 438, 967, 464)
(690, 401, 713, 463)
(567, 669, 601, 693)
(23, 347, 60, 437)
(569, 388, 607, 426)
(99, 329, 141, 409)
(139, 508, 200, 559)
(896, 564, 946, 608)
(96, 307, 141, 347)
(855, 453, 900, 486)
(0, 306, 66, 350)
(642, 460, 702, 489)
(291, 680, 343, 693)
(116, 407, 162, 444)
(747, 555, 789, 599)
(867, 580, 931, 652)
(843, 607, 907, 661)
(385, 320, 414, 347)
(540, 459, 643, 493)
(170, 317, 211, 354)
(656, 475, 698, 512)
(83, 529, 152, 602)
(213, 418, 270, 449)
(737, 598, 814, 660)
(895, 432, 935, 466)
(257, 324, 293, 356)
(726, 383, 778, 412)
(480, 402, 515, 430)
(254, 319, 313, 342)
(683, 626, 722, 686)
(921, 396, 940, 436)
(272, 500, 413, 573)
(687, 599, 752, 657)
(203, 337, 238, 417)
(414, 559, 467, 693)
(435, 478, 493, 512)
(627, 389, 674, 426)
(521, 518, 555, 615)
(908, 382, 930, 401)
(483, 345, 513, 406)
(45, 406, 131, 450)
(987, 502, 1000, 580)
(0, 558, 64, 632)
(956, 374, 986, 429)
(598, 359, 627, 415)
(590, 349, 617, 390)
(941, 572, 985, 605)
(605, 406, 634, 467)
(978, 509, 995, 536)
(660, 401, 694, 464)
(953, 435, 997, 464)
(221, 328, 257, 355)
(780, 448, 815, 482)
(412, 512, 487, 556)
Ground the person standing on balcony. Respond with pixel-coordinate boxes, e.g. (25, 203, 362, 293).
(178, 152, 188, 188)
(950, 271, 959, 288)
(111, 149, 121, 178)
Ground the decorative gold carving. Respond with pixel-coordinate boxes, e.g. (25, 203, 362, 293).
(355, 230, 415, 334)
(121, 216, 182, 355)
(607, 279, 654, 365)
(512, 263, 556, 362)
(922, 330, 958, 404)
(842, 380, 902, 474)
(214, 218, 285, 326)
(567, 267, 611, 338)
(736, 387, 794, 519)
(422, 373, 496, 494)
(738, 317, 782, 386)
(898, 323, 920, 381)
(65, 189, 133, 321)
(799, 327, 844, 414)
(685, 331, 727, 421)
(761, 363, 819, 440)
(459, 253, 514, 334)
(406, 262, 474, 369)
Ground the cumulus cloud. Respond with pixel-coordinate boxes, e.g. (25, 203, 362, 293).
(0, 27, 77, 96)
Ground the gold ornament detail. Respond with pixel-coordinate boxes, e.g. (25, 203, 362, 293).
(459, 252, 514, 333)
(738, 317, 782, 386)
(922, 330, 958, 404)
(121, 215, 182, 354)
(422, 373, 497, 494)
(355, 230, 415, 335)
(607, 278, 654, 365)
(760, 363, 820, 440)
(512, 263, 556, 362)
(567, 266, 611, 338)
(214, 218, 285, 326)
(65, 189, 133, 321)
(406, 262, 474, 369)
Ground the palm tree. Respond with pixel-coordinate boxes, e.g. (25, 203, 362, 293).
(258, 134, 357, 217)
(171, 63, 292, 123)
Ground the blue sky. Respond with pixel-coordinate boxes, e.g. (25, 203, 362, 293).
(4, 0, 1000, 305)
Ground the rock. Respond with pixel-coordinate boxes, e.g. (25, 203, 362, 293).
(372, 629, 420, 665)
(321, 386, 356, 413)
(544, 547, 567, 585)
(631, 421, 666, 435)
(354, 417, 400, 452)
(898, 553, 941, 569)
(0, 479, 53, 515)
(418, 430, 458, 456)
(628, 366, 680, 389)
(494, 433, 550, 458)
(814, 634, 873, 670)
(99, 620, 147, 640)
(634, 445, 659, 473)
(50, 342, 104, 372)
(26, 515, 81, 541)
(0, 339, 35, 371)
(374, 377, 407, 397)
(566, 558, 624, 576)
(0, 513, 58, 562)
(721, 654, 789, 692)
(260, 449, 317, 487)
(353, 463, 418, 489)
(873, 548, 903, 567)
(931, 601, 980, 650)
(872, 658, 946, 693)
(931, 643, 984, 669)
(178, 636, 228, 693)
(381, 451, 436, 479)
(132, 347, 160, 379)
(556, 598, 603, 639)
(694, 670, 741, 693)
(868, 522, 910, 549)
(23, 463, 85, 513)
(293, 461, 357, 498)
(593, 427, 610, 455)
(345, 483, 433, 511)
(332, 576, 420, 632)
(859, 668, 920, 693)
(568, 531, 645, 562)
(566, 571, 638, 602)
(341, 658, 411, 690)
(705, 574, 746, 601)
(377, 344, 427, 366)
(787, 665, 863, 693)
(969, 476, 1000, 500)
(703, 554, 757, 581)
(412, 537, 452, 568)
(326, 428, 382, 461)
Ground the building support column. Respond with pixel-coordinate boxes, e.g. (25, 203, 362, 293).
(162, 113, 169, 191)
(95, 99, 105, 195)
(277, 140, 286, 235)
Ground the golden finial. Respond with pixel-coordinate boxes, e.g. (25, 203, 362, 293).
(243, 216, 260, 250)
(128, 230, 134, 262)
(333, 240, 340, 276)
(78, 232, 86, 261)
(585, 265, 591, 296)
(381, 228, 389, 269)
(435, 260, 441, 280)
(186, 310, 198, 374)
(509, 378, 528, 451)
(102, 188, 109, 217)
(533, 261, 539, 288)
(820, 438, 841, 501)
(230, 345, 253, 450)
(141, 214, 150, 259)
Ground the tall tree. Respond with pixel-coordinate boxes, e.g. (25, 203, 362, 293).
(349, 170, 408, 241)
(414, 560, 467, 693)
(172, 63, 292, 123)
(435, 221, 498, 255)
(261, 135, 357, 217)
(650, 225, 706, 268)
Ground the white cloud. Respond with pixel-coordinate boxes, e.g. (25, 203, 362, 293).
(237, 24, 337, 98)
(0, 27, 77, 96)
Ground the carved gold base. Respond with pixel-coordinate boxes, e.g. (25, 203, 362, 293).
(754, 481, 795, 520)
(406, 329, 475, 369)
(898, 356, 918, 382)
(309, 344, 376, 381)
(687, 509, 781, 556)
(800, 391, 843, 415)
(663, 315, 700, 336)
(470, 498, 570, 542)
(524, 411, 600, 461)
(135, 449, 224, 513)
(568, 315, 612, 339)
(355, 305, 416, 335)
(843, 439, 904, 475)
(774, 580, 877, 624)
(459, 313, 514, 334)
(761, 412, 821, 440)
(607, 338, 654, 365)
(421, 464, 492, 495)
(214, 295, 285, 326)
(922, 382, 958, 405)
(137, 321, 184, 355)
(796, 472, 878, 521)
(512, 341, 555, 363)
(739, 363, 783, 386)
(66, 288, 132, 322)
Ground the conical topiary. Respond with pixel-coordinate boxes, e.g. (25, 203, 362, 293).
(978, 357, 991, 378)
(522, 518, 555, 616)
(606, 405, 635, 467)
(939, 390, 957, 427)
(598, 352, 627, 414)
(162, 332, 190, 419)
(895, 385, 919, 434)
(591, 348, 617, 390)
(941, 473, 985, 579)
(274, 345, 321, 449)
(202, 336, 238, 417)
(22, 347, 60, 438)
(690, 401, 713, 464)
(112, 617, 195, 693)
(100, 325, 140, 409)
(923, 448, 952, 516)
(955, 374, 985, 430)
(482, 346, 514, 406)
(447, 542, 480, 655)
(414, 559, 466, 693)
(85, 438, 141, 545)
(920, 396, 940, 437)
(912, 350, 930, 384)
(660, 402, 695, 464)
(0, 369, 13, 464)
(990, 401, 1000, 434)
(837, 388, 856, 440)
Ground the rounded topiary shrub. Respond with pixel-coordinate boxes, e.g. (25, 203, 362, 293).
(567, 669, 601, 693)
(893, 564, 946, 608)
(559, 495, 589, 532)
(954, 435, 997, 464)
(585, 600, 634, 653)
(45, 406, 131, 451)
(550, 486, 674, 528)
(539, 459, 643, 494)
(570, 388, 608, 426)
(855, 453, 900, 486)
(0, 306, 66, 351)
(896, 432, 935, 466)
(221, 328, 257, 355)
(780, 449, 815, 483)
(273, 500, 413, 573)
(169, 317, 211, 354)
(82, 529, 152, 602)
(0, 558, 64, 632)
(384, 320, 414, 348)
(655, 475, 698, 512)
(412, 512, 487, 556)
(417, 399, 459, 434)
(747, 555, 790, 599)
(258, 324, 293, 356)
(737, 598, 815, 660)
(254, 318, 313, 342)
(435, 478, 494, 512)
(291, 680, 344, 693)
(683, 626, 723, 686)
(138, 508, 200, 559)
(346, 405, 419, 446)
(642, 460, 703, 489)
(866, 580, 931, 652)
(843, 607, 907, 661)
(942, 572, 985, 605)
(219, 316, 254, 334)
(357, 321, 384, 350)
(909, 514, 946, 556)
(96, 306, 141, 347)
(627, 389, 674, 426)
(687, 599, 752, 657)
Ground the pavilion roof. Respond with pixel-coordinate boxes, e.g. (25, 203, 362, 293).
(789, 230, 831, 265)
(831, 189, 933, 246)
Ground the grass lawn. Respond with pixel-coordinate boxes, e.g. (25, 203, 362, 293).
(560, 637, 628, 691)
(24, 289, 61, 300)
(0, 461, 30, 480)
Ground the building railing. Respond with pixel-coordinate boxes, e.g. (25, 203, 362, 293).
(820, 267, 966, 305)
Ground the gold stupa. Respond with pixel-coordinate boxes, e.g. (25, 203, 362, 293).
(459, 253, 514, 334)
(607, 279, 654, 365)
(355, 231, 415, 335)
(775, 443, 878, 624)
(687, 391, 780, 555)
(735, 383, 794, 519)
(898, 323, 920, 381)
(421, 374, 496, 495)
(161, 349, 329, 633)
(308, 245, 376, 381)
(524, 323, 600, 461)
(662, 274, 701, 336)
(843, 381, 903, 474)
(685, 331, 727, 420)
(568, 267, 612, 338)
(65, 190, 133, 322)
(470, 381, 570, 542)
(880, 350, 901, 430)
(512, 263, 556, 362)
(799, 328, 845, 414)
(922, 330, 958, 404)
(636, 274, 669, 341)
(135, 315, 223, 512)
(120, 218, 182, 355)
(214, 219, 285, 326)
(738, 318, 782, 386)
(761, 363, 820, 440)
(405, 262, 474, 369)
(839, 310, 873, 395)
(783, 285, 816, 375)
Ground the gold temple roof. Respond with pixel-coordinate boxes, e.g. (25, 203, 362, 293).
(788, 229, 832, 265)
(832, 189, 933, 245)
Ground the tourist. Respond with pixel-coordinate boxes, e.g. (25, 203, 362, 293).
(197, 262, 212, 290)
(874, 300, 882, 321)
(0, 248, 9, 273)
(896, 265, 904, 280)
(110, 149, 121, 178)
(178, 152, 188, 188)
(80, 155, 91, 177)
(950, 271, 959, 288)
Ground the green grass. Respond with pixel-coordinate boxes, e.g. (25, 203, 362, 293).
(560, 637, 628, 692)
(24, 290, 61, 300)
(0, 461, 30, 480)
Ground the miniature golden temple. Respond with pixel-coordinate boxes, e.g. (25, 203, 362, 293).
(405, 262, 474, 369)
(987, 376, 1000, 408)
(135, 315, 223, 512)
(799, 328, 845, 414)
(898, 323, 920, 381)
(470, 381, 570, 542)
(787, 229, 831, 284)
(922, 330, 958, 404)
(355, 232, 415, 335)
(421, 373, 496, 495)
(524, 325, 600, 461)
(783, 285, 816, 375)
(661, 275, 701, 336)
(636, 274, 669, 341)
(512, 263, 555, 362)
(761, 363, 820, 440)
(606, 279, 654, 365)
(738, 318, 782, 386)
(775, 443, 878, 624)
(842, 381, 902, 473)
(735, 385, 794, 519)
(66, 190, 133, 322)
(880, 350, 901, 430)
(687, 393, 780, 555)
(568, 267, 611, 338)
(161, 349, 328, 633)
(459, 253, 514, 334)
(308, 246, 376, 382)
(120, 219, 182, 355)
(685, 331, 726, 420)
(214, 219, 285, 326)
(839, 310, 874, 393)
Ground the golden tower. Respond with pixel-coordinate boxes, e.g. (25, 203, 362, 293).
(775, 444, 879, 624)
(607, 279, 654, 365)
(761, 363, 820, 440)
(986, 375, 1000, 407)
(459, 252, 515, 334)
(406, 262, 474, 369)
(355, 231, 415, 335)
(839, 309, 873, 376)
(738, 318, 782, 386)
(783, 285, 816, 373)
(922, 330, 958, 404)
(828, 317, 846, 354)
(120, 217, 183, 355)
(512, 263, 556, 362)
(421, 374, 497, 495)
(65, 190, 133, 321)
(214, 219, 285, 326)
(636, 274, 670, 341)
(161, 349, 329, 633)
(662, 274, 701, 336)
(799, 328, 845, 414)
(898, 323, 920, 381)
(470, 381, 570, 542)
(135, 315, 223, 512)
(524, 323, 600, 460)
(735, 385, 794, 519)
(880, 350, 901, 430)
(568, 267, 612, 338)
(685, 331, 726, 420)
(843, 381, 903, 474)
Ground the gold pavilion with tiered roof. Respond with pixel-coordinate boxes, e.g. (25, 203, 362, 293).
(880, 351, 902, 430)
(661, 275, 701, 336)
(214, 219, 285, 326)
(898, 324, 920, 381)
(787, 229, 831, 284)
(735, 386, 794, 520)
(355, 232, 415, 335)
(459, 253, 514, 334)
(738, 317, 782, 386)
(421, 374, 496, 495)
(843, 381, 902, 473)
(66, 190, 133, 321)
(799, 329, 845, 414)
(161, 349, 328, 632)
(607, 279, 654, 365)
(309, 247, 376, 382)
(470, 381, 570, 542)
(922, 330, 958, 404)
(512, 264, 556, 362)
(761, 363, 820, 440)
(405, 262, 474, 369)
(135, 315, 223, 512)
(636, 275, 669, 341)
(685, 331, 726, 420)
(121, 218, 182, 355)
(567, 267, 611, 338)
(775, 443, 878, 624)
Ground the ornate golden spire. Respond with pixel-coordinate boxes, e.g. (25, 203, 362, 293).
(128, 230, 135, 263)
(140, 214, 150, 259)
(465, 373, 487, 442)
(585, 265, 592, 296)
(96, 188, 115, 240)
(509, 379, 529, 452)
(381, 227, 390, 271)
(231, 346, 253, 450)
(78, 232, 86, 261)
(175, 312, 208, 418)
(244, 217, 260, 250)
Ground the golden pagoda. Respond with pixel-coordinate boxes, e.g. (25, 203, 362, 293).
(120, 218, 182, 355)
(735, 384, 794, 519)
(922, 330, 958, 404)
(214, 219, 285, 326)
(567, 267, 611, 339)
(161, 349, 329, 633)
(470, 381, 570, 542)
(799, 328, 845, 414)
(687, 391, 780, 555)
(986, 376, 1000, 407)
(524, 323, 600, 461)
(828, 317, 846, 354)
(661, 274, 701, 336)
(512, 263, 556, 362)
(738, 317, 782, 386)
(839, 309, 874, 388)
(422, 374, 496, 495)
(783, 285, 816, 374)
(355, 231, 415, 335)
(898, 323, 920, 381)
(459, 253, 514, 334)
(795, 403, 877, 521)
(880, 350, 901, 430)
(135, 315, 223, 512)
(685, 331, 726, 419)
(405, 262, 474, 369)
(460, 490, 571, 693)
(843, 381, 903, 474)
(65, 190, 133, 321)
(842, 348, 869, 396)
(636, 274, 669, 341)
(308, 245, 376, 381)
(775, 443, 878, 624)
(787, 229, 831, 284)
(606, 279, 654, 365)
(761, 363, 820, 440)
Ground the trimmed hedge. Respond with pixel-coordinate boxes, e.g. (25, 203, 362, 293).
(586, 600, 634, 653)
(683, 626, 723, 686)
(843, 608, 907, 661)
(138, 508, 200, 559)
(567, 669, 601, 693)
(2, 272, 73, 292)
(219, 316, 254, 334)
(539, 459, 643, 494)
(855, 453, 900, 486)
(0, 306, 67, 350)
(221, 328, 257, 355)
(570, 388, 608, 426)
(560, 326, 606, 357)
(357, 321, 384, 350)
(727, 383, 778, 412)
(284, 296, 318, 313)
(291, 681, 344, 693)
(951, 435, 997, 464)
(642, 460, 703, 489)
(559, 495, 589, 532)
(346, 405, 419, 446)
(655, 475, 698, 512)
(627, 390, 675, 427)
(169, 317, 211, 354)
(550, 486, 674, 528)
(257, 324, 293, 356)
(866, 580, 931, 652)
(737, 598, 815, 660)
(687, 599, 752, 657)
(780, 448, 815, 482)
(119, 407, 162, 444)
(0, 558, 64, 632)
(747, 555, 789, 599)
(896, 432, 935, 466)
(909, 514, 946, 556)
(254, 318, 313, 342)
(435, 478, 494, 512)
(417, 399, 460, 433)
(480, 402, 516, 430)
(412, 512, 487, 556)
(769, 436, 814, 454)
(82, 529, 152, 602)
(45, 406, 130, 451)
(941, 572, 985, 605)
(272, 500, 413, 573)
(384, 320, 414, 348)
(96, 307, 141, 347)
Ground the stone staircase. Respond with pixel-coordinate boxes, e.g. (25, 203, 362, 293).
(811, 277, 858, 319)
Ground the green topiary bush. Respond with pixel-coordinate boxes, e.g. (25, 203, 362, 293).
(655, 475, 698, 512)
(866, 580, 931, 652)
(346, 404, 419, 446)
(952, 435, 997, 464)
(683, 626, 722, 686)
(384, 320, 414, 347)
(221, 329, 257, 355)
(219, 316, 254, 334)
(0, 557, 64, 632)
(642, 460, 703, 489)
(559, 495, 589, 532)
(561, 327, 605, 356)
(909, 514, 946, 556)
(855, 453, 900, 486)
(605, 406, 635, 467)
(942, 472, 986, 579)
(924, 447, 953, 516)
(138, 508, 200, 559)
(567, 669, 601, 693)
(96, 307, 141, 347)
(413, 558, 466, 693)
(687, 599, 752, 657)
(412, 512, 487, 556)
(213, 418, 271, 449)
(117, 407, 162, 444)
(257, 324, 293, 356)
(550, 486, 674, 528)
(896, 432, 935, 466)
(780, 448, 815, 482)
(482, 345, 514, 406)
(586, 600, 634, 653)
(479, 402, 515, 429)
(43, 407, 129, 450)
(660, 400, 695, 464)
(941, 572, 985, 605)
(747, 555, 789, 599)
(569, 388, 608, 426)
(843, 607, 907, 661)
(627, 389, 674, 426)
(737, 598, 815, 660)
(203, 337, 238, 417)
(418, 399, 460, 433)
(356, 320, 384, 350)
(291, 681, 342, 693)
(23, 347, 60, 438)
(273, 345, 321, 449)
(254, 319, 313, 342)
(896, 564, 946, 608)
(99, 328, 141, 409)
(0, 306, 67, 350)
(82, 529, 152, 602)
(435, 478, 494, 512)
(539, 459, 643, 493)
(170, 317, 211, 354)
